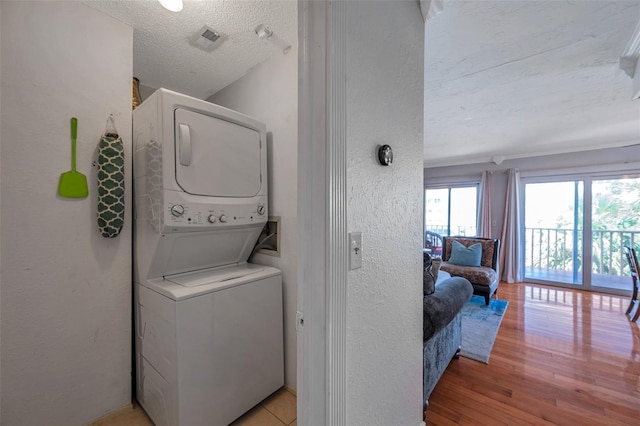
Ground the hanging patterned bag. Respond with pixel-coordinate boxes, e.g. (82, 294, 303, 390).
(97, 115, 125, 238)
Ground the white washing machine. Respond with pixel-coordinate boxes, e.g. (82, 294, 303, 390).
(133, 89, 284, 426)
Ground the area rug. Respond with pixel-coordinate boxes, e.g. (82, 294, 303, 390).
(460, 295, 508, 364)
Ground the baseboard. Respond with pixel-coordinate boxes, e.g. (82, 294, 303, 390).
(284, 384, 297, 396)
(86, 403, 134, 426)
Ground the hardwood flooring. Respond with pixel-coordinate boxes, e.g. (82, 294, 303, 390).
(427, 282, 640, 425)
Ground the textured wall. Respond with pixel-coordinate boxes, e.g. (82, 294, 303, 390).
(208, 48, 299, 390)
(345, 1, 424, 424)
(0, 2, 133, 424)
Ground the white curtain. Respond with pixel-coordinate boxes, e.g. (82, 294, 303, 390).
(477, 171, 492, 238)
(500, 168, 523, 283)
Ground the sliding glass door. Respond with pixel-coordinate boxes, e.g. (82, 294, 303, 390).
(524, 181, 584, 286)
(591, 177, 640, 292)
(523, 174, 640, 293)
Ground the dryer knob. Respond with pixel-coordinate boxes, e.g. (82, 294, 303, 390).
(170, 204, 185, 217)
(219, 215, 228, 223)
(257, 205, 266, 215)
(207, 214, 217, 224)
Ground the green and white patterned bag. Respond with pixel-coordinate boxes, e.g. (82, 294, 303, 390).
(97, 116, 125, 238)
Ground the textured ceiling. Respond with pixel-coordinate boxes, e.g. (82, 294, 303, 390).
(86, 0, 297, 99)
(424, 1, 640, 167)
(86, 1, 639, 167)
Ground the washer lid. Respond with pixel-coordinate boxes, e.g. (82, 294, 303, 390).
(142, 264, 282, 301)
(167, 264, 265, 287)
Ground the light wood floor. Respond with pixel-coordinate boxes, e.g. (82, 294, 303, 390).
(427, 282, 640, 425)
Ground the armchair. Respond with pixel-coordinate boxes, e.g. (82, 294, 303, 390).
(441, 236, 500, 305)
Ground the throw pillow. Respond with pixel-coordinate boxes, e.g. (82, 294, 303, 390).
(448, 241, 482, 267)
(423, 251, 435, 295)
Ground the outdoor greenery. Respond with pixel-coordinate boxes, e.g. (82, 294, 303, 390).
(527, 178, 640, 279)
(591, 179, 640, 275)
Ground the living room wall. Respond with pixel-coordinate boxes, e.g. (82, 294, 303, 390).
(424, 143, 640, 238)
(346, 1, 425, 424)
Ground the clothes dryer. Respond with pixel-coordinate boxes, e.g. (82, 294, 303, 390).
(133, 89, 283, 426)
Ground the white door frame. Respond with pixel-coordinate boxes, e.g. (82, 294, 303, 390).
(297, 0, 348, 425)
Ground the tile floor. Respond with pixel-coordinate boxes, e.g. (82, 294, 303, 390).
(231, 388, 296, 426)
(92, 387, 296, 426)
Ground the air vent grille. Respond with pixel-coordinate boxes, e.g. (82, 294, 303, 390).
(201, 29, 220, 43)
(189, 25, 225, 52)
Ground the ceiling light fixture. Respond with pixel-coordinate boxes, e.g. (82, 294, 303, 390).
(255, 24, 291, 54)
(158, 0, 183, 13)
(491, 156, 505, 165)
(420, 0, 445, 21)
(620, 20, 640, 100)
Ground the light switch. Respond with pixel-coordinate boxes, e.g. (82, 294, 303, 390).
(349, 232, 362, 270)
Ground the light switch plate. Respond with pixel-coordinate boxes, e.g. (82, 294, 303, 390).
(349, 232, 362, 270)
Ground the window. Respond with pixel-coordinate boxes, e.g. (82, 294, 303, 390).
(424, 186, 478, 237)
(522, 174, 640, 293)
(524, 180, 584, 285)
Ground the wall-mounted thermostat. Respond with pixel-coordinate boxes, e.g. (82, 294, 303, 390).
(377, 144, 393, 166)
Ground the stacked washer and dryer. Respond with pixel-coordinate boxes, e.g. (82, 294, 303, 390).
(132, 89, 284, 426)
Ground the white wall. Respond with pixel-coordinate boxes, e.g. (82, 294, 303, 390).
(138, 83, 156, 104)
(0, 2, 133, 424)
(345, 1, 424, 424)
(208, 48, 299, 390)
(424, 144, 640, 239)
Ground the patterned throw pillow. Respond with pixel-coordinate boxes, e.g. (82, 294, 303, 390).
(448, 241, 482, 267)
(423, 251, 436, 295)
(97, 133, 125, 238)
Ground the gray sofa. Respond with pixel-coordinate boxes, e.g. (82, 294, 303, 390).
(423, 269, 473, 411)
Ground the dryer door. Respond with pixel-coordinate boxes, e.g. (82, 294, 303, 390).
(174, 108, 262, 197)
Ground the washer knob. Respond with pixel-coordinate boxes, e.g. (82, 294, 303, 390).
(219, 214, 227, 223)
(257, 205, 266, 215)
(170, 204, 185, 217)
(207, 214, 217, 224)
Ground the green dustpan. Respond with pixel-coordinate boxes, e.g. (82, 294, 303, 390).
(57, 117, 88, 198)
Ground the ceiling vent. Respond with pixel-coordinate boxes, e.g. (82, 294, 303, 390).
(189, 25, 225, 52)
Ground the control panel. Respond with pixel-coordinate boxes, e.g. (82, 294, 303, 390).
(161, 192, 267, 232)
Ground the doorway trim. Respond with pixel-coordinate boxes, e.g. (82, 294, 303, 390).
(297, 0, 348, 425)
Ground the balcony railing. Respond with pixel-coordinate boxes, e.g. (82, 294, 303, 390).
(525, 227, 639, 291)
(425, 225, 476, 238)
